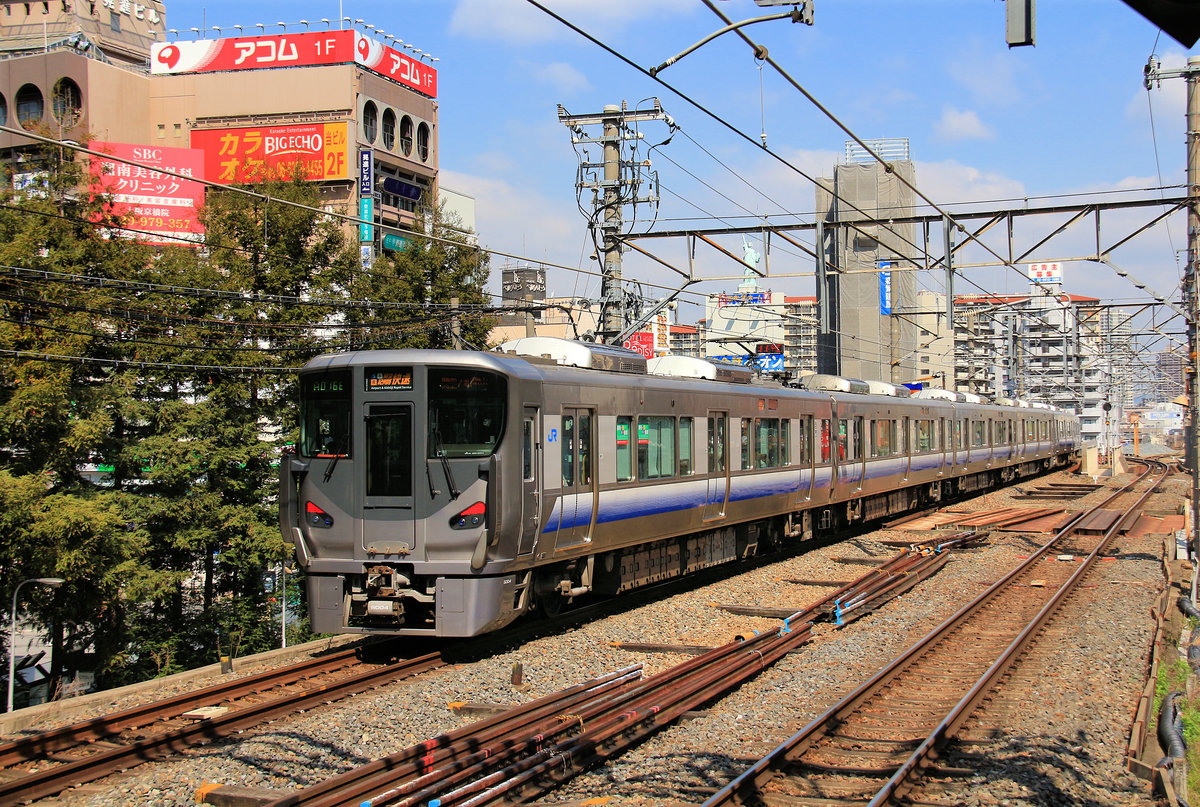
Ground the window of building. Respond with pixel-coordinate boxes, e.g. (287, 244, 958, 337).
(52, 77, 81, 127)
(399, 115, 413, 156)
(109, 10, 119, 31)
(381, 108, 396, 150)
(362, 100, 378, 143)
(416, 121, 430, 161)
(15, 84, 43, 129)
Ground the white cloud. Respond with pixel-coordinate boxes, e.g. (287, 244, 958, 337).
(524, 60, 590, 95)
(1124, 49, 1188, 123)
(934, 106, 994, 142)
(946, 44, 1023, 106)
(449, 0, 697, 44)
(439, 168, 589, 283)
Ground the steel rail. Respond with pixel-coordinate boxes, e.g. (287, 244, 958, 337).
(0, 652, 444, 807)
(870, 459, 1168, 805)
(0, 647, 364, 766)
(704, 461, 1162, 805)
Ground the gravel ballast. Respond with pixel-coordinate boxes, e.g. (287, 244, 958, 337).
(12, 468, 1173, 807)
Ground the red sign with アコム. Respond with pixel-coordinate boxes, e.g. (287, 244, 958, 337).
(89, 141, 206, 246)
(190, 122, 350, 184)
(150, 31, 437, 97)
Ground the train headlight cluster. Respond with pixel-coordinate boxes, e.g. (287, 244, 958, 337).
(450, 501, 486, 530)
(305, 501, 334, 528)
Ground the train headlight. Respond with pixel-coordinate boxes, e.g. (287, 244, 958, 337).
(450, 501, 486, 530)
(305, 501, 334, 528)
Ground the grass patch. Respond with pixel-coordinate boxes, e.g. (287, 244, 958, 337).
(1156, 643, 1200, 796)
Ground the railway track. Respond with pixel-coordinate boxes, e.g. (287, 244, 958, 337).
(221, 534, 990, 806)
(0, 648, 444, 806)
(702, 458, 1169, 806)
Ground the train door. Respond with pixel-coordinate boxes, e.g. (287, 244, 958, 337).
(555, 407, 595, 548)
(517, 407, 541, 556)
(839, 415, 865, 491)
(360, 403, 418, 555)
(703, 411, 729, 521)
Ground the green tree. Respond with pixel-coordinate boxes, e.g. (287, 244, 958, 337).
(349, 198, 493, 349)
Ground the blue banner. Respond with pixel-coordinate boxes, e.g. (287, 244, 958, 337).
(359, 198, 373, 243)
(879, 262, 892, 315)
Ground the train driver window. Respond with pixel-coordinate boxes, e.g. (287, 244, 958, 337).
(300, 371, 351, 458)
(522, 419, 534, 482)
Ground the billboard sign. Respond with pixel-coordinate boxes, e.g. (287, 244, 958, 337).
(191, 122, 350, 183)
(1028, 262, 1063, 284)
(89, 141, 205, 245)
(150, 31, 437, 97)
(358, 149, 373, 196)
(622, 332, 655, 360)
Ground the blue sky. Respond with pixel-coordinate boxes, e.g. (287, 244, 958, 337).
(168, 1, 1197, 329)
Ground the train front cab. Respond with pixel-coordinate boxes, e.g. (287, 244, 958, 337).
(281, 354, 533, 637)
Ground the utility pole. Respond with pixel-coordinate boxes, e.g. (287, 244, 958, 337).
(559, 101, 671, 343)
(1146, 55, 1200, 561)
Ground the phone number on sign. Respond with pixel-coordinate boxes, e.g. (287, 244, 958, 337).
(132, 215, 195, 230)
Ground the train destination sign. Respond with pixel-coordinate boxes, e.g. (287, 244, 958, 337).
(366, 368, 414, 391)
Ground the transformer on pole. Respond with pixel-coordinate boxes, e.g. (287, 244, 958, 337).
(558, 100, 672, 343)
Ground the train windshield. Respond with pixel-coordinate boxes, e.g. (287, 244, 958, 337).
(299, 371, 351, 458)
(428, 369, 506, 458)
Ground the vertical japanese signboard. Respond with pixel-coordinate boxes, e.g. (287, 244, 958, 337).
(879, 261, 892, 315)
(88, 141, 205, 246)
(190, 122, 350, 183)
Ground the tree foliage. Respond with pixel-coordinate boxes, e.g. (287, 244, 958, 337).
(0, 151, 490, 699)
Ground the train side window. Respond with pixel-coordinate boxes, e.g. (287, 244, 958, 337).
(915, 419, 931, 452)
(819, 419, 832, 463)
(616, 416, 633, 482)
(851, 417, 863, 460)
(971, 420, 986, 448)
(522, 419, 534, 481)
(796, 416, 810, 464)
(708, 416, 726, 473)
(638, 416, 675, 480)
(579, 412, 592, 484)
(871, 419, 894, 457)
(740, 419, 751, 470)
(562, 415, 575, 486)
(996, 419, 1008, 445)
(898, 418, 907, 454)
(754, 417, 780, 468)
(679, 417, 694, 476)
(780, 419, 790, 466)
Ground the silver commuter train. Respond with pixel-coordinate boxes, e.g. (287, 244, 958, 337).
(280, 337, 1081, 637)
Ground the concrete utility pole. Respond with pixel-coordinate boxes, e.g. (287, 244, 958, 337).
(559, 101, 671, 343)
(1146, 55, 1200, 559)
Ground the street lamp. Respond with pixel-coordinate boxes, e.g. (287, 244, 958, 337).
(8, 578, 64, 713)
